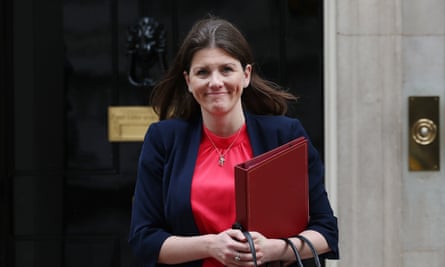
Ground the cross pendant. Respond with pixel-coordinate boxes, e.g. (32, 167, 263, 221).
(218, 155, 225, 166)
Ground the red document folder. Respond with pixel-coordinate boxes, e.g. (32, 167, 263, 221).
(234, 137, 309, 238)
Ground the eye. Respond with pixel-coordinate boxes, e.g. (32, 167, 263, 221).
(195, 69, 208, 76)
(221, 66, 233, 74)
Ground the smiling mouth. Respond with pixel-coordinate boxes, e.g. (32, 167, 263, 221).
(206, 91, 227, 96)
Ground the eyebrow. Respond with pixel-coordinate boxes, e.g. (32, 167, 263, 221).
(191, 62, 238, 70)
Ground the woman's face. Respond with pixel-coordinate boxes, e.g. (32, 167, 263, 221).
(184, 47, 251, 118)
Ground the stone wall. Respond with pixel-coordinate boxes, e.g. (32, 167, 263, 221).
(325, 0, 445, 266)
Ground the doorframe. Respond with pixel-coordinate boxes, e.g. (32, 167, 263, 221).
(0, 0, 14, 265)
(323, 1, 338, 266)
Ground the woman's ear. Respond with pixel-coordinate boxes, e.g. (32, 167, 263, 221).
(243, 64, 252, 88)
(183, 71, 191, 92)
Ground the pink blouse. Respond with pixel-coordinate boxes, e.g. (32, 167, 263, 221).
(191, 124, 253, 267)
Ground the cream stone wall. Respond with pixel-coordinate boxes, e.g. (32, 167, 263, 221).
(401, 0, 445, 266)
(324, 0, 445, 266)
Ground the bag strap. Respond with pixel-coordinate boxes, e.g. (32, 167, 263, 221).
(296, 235, 321, 267)
(232, 223, 258, 267)
(232, 225, 321, 267)
(281, 238, 304, 267)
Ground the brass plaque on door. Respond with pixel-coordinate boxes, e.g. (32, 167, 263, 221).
(408, 96, 440, 171)
(108, 106, 158, 142)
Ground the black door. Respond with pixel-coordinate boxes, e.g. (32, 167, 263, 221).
(2, 0, 324, 266)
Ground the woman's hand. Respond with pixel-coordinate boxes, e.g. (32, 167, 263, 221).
(247, 232, 288, 264)
(209, 229, 265, 266)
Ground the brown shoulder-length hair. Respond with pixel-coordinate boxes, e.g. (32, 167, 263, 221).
(151, 16, 297, 121)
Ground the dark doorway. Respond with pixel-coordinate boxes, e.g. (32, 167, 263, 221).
(3, 0, 324, 266)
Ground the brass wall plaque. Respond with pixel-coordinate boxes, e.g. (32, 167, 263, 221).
(108, 106, 158, 142)
(408, 96, 440, 171)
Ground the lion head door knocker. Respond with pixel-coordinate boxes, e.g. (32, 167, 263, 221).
(127, 17, 167, 87)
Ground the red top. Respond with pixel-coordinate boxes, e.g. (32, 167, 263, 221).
(191, 124, 253, 267)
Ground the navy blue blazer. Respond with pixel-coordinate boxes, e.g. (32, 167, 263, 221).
(129, 113, 339, 267)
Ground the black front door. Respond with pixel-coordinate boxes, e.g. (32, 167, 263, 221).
(3, 0, 324, 266)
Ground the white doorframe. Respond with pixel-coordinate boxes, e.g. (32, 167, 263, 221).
(323, 1, 338, 266)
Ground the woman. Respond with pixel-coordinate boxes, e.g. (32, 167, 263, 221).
(129, 16, 339, 267)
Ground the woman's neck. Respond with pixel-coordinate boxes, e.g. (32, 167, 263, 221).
(202, 110, 245, 137)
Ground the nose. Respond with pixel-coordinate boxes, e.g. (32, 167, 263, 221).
(208, 72, 223, 88)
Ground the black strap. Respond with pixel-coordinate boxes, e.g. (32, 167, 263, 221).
(296, 235, 321, 267)
(281, 238, 304, 267)
(232, 224, 320, 267)
(232, 223, 258, 267)
(242, 231, 258, 266)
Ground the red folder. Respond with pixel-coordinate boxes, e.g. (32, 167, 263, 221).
(234, 137, 309, 238)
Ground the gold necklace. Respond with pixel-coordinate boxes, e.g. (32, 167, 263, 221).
(204, 127, 243, 166)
